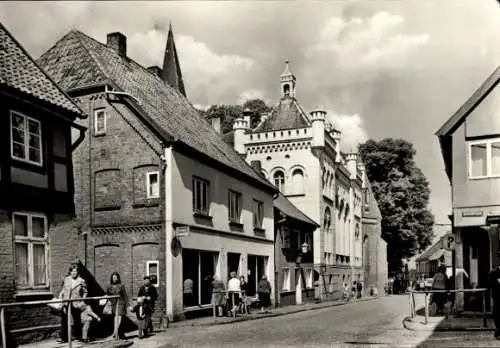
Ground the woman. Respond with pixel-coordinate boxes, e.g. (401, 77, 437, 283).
(106, 272, 128, 340)
(58, 263, 88, 343)
(257, 275, 272, 313)
(211, 275, 226, 317)
(239, 276, 249, 314)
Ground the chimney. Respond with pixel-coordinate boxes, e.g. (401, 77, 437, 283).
(211, 117, 221, 135)
(147, 66, 163, 77)
(250, 160, 262, 174)
(107, 32, 127, 57)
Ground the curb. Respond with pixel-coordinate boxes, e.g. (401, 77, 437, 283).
(402, 316, 495, 332)
(171, 297, 378, 328)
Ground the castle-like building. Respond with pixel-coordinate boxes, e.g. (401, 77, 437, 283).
(223, 61, 387, 298)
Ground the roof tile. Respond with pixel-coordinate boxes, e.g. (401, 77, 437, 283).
(0, 22, 83, 116)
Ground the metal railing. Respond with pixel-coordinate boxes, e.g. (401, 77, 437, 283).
(0, 295, 120, 348)
(408, 289, 488, 326)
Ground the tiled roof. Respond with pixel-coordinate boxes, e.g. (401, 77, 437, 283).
(254, 97, 311, 132)
(37, 30, 274, 190)
(274, 192, 318, 227)
(436, 65, 500, 137)
(222, 130, 234, 147)
(0, 22, 83, 116)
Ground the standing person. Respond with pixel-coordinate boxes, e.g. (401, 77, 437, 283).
(431, 265, 449, 315)
(106, 272, 128, 340)
(76, 303, 101, 343)
(132, 297, 149, 339)
(58, 263, 88, 343)
(227, 272, 241, 315)
(488, 265, 500, 339)
(137, 276, 158, 333)
(211, 275, 226, 317)
(183, 276, 194, 307)
(257, 275, 272, 313)
(239, 276, 249, 314)
(356, 280, 363, 299)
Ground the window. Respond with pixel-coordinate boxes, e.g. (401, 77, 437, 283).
(182, 249, 219, 307)
(146, 261, 159, 287)
(468, 139, 500, 178)
(13, 213, 48, 289)
(10, 111, 43, 166)
(228, 190, 242, 222)
(291, 168, 304, 194)
(355, 222, 360, 240)
(94, 109, 106, 135)
(146, 172, 160, 198)
(323, 207, 332, 233)
(282, 268, 290, 291)
(252, 199, 264, 229)
(273, 170, 285, 192)
(192, 177, 210, 215)
(305, 268, 313, 288)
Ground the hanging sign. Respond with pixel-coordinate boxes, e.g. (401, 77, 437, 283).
(171, 237, 182, 257)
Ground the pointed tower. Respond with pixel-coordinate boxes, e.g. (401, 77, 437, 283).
(162, 23, 187, 97)
(280, 59, 296, 99)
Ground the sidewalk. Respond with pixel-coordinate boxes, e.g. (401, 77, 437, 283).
(403, 314, 495, 332)
(20, 296, 379, 348)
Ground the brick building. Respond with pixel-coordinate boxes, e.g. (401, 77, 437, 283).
(221, 61, 387, 300)
(273, 192, 317, 307)
(0, 22, 86, 343)
(38, 26, 277, 321)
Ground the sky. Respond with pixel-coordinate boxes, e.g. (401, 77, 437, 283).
(1, 0, 499, 226)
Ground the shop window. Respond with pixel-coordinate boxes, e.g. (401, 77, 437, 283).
(182, 249, 219, 307)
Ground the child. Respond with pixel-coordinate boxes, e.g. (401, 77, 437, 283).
(76, 302, 101, 343)
(132, 296, 149, 338)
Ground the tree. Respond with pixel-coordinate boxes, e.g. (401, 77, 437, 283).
(201, 99, 272, 133)
(358, 138, 435, 273)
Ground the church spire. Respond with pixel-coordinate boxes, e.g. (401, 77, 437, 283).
(280, 59, 296, 99)
(161, 23, 186, 97)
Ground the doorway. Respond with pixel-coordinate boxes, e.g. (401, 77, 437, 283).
(247, 255, 266, 296)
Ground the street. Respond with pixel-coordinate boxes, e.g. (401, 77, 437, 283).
(127, 295, 495, 348)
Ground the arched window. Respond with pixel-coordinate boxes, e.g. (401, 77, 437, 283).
(273, 170, 285, 192)
(283, 84, 290, 96)
(323, 207, 332, 233)
(291, 168, 304, 194)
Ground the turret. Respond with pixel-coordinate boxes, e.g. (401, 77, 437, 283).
(329, 127, 341, 163)
(233, 117, 249, 155)
(280, 60, 296, 99)
(243, 108, 252, 129)
(310, 109, 326, 148)
(345, 153, 358, 179)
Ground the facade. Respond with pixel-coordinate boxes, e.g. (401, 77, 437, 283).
(436, 65, 500, 312)
(38, 27, 277, 321)
(0, 22, 86, 341)
(224, 61, 385, 300)
(414, 235, 452, 279)
(274, 192, 318, 307)
(361, 174, 388, 293)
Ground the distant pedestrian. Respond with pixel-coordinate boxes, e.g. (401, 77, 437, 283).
(356, 280, 363, 299)
(132, 296, 149, 338)
(257, 275, 272, 313)
(488, 265, 500, 339)
(137, 276, 158, 332)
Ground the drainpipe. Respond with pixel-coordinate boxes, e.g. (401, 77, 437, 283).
(163, 144, 174, 321)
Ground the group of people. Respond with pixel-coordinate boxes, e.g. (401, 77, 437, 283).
(343, 281, 363, 300)
(56, 263, 158, 343)
(210, 272, 272, 316)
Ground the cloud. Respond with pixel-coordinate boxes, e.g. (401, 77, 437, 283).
(308, 11, 429, 70)
(328, 113, 368, 152)
(127, 29, 254, 105)
(238, 89, 266, 104)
